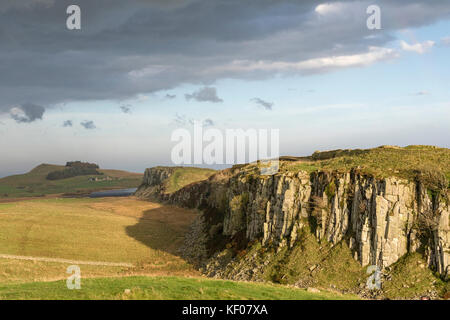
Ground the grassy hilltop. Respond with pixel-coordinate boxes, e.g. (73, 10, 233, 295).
(281, 145, 450, 182)
(0, 164, 143, 199)
(163, 167, 216, 194)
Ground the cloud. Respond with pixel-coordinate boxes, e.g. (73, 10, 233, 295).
(185, 87, 223, 103)
(80, 120, 96, 129)
(63, 120, 73, 127)
(165, 94, 176, 99)
(173, 113, 194, 127)
(315, 3, 345, 16)
(214, 47, 398, 75)
(120, 105, 132, 114)
(400, 40, 435, 54)
(252, 98, 274, 110)
(441, 36, 450, 46)
(9, 103, 45, 123)
(413, 91, 430, 96)
(203, 118, 214, 127)
(173, 114, 214, 127)
(0, 0, 55, 12)
(1, 1, 450, 111)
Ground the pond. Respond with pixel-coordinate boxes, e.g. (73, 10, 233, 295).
(89, 188, 137, 198)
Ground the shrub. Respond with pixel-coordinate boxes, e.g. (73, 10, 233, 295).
(310, 196, 327, 225)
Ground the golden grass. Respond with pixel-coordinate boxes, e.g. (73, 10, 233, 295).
(0, 197, 200, 284)
(163, 167, 215, 194)
(282, 145, 450, 182)
(0, 259, 124, 284)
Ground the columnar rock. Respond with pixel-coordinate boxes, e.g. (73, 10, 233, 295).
(136, 166, 450, 278)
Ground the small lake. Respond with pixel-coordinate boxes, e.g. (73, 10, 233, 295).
(89, 188, 137, 198)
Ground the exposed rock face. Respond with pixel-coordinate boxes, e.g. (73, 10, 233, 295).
(137, 166, 450, 280)
(134, 167, 175, 200)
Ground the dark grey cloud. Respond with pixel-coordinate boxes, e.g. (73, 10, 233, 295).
(9, 103, 45, 123)
(252, 98, 274, 110)
(165, 94, 176, 99)
(63, 120, 73, 127)
(185, 87, 223, 103)
(120, 105, 132, 114)
(0, 1, 450, 111)
(0, 0, 55, 12)
(80, 120, 96, 129)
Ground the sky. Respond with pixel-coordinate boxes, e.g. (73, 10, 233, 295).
(0, 0, 449, 177)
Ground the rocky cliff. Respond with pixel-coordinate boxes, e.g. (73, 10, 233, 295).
(135, 166, 177, 200)
(135, 166, 215, 200)
(136, 147, 450, 297)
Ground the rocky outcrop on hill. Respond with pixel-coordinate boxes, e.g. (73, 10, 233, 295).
(137, 165, 450, 284)
(134, 167, 176, 200)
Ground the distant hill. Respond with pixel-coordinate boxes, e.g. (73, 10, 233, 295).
(0, 163, 143, 199)
(46, 161, 102, 180)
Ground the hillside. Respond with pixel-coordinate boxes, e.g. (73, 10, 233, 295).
(0, 196, 352, 300)
(0, 164, 143, 199)
(0, 197, 198, 282)
(135, 166, 216, 200)
(136, 145, 450, 299)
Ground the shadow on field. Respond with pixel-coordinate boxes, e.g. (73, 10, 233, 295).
(125, 204, 197, 256)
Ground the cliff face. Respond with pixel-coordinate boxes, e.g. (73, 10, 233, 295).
(135, 167, 176, 200)
(135, 166, 216, 200)
(137, 166, 450, 281)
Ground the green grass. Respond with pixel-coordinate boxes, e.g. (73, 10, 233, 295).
(282, 145, 450, 184)
(164, 167, 215, 194)
(227, 229, 446, 299)
(261, 228, 366, 292)
(0, 164, 143, 198)
(382, 253, 448, 299)
(0, 276, 356, 300)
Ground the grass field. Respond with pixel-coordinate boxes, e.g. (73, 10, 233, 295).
(0, 164, 143, 199)
(0, 196, 353, 300)
(0, 276, 355, 300)
(0, 197, 199, 284)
